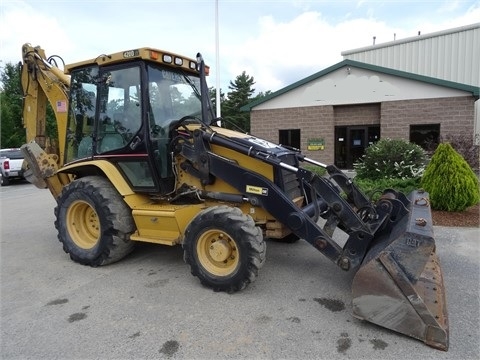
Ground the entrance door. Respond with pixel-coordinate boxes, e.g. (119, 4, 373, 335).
(349, 127, 366, 167)
(334, 126, 380, 169)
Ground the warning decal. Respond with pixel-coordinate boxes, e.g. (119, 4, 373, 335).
(246, 185, 268, 196)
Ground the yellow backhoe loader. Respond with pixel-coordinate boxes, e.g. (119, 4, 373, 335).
(19, 43, 448, 350)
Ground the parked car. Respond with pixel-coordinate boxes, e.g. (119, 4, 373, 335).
(0, 148, 25, 186)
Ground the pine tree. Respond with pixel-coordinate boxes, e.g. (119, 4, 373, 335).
(1, 63, 25, 147)
(222, 71, 255, 132)
(421, 143, 480, 211)
(1, 62, 57, 148)
(209, 86, 225, 118)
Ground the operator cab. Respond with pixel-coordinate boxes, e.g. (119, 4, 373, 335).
(64, 50, 208, 194)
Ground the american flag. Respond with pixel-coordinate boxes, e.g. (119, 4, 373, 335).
(56, 100, 67, 113)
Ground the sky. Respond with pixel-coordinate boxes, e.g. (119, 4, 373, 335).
(1, 0, 479, 94)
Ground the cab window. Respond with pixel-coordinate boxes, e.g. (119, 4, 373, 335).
(65, 66, 99, 163)
(96, 66, 142, 153)
(147, 65, 202, 139)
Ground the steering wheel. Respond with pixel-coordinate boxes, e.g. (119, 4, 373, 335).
(177, 114, 209, 129)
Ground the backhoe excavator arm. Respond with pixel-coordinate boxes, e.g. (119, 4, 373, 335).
(21, 43, 70, 164)
(20, 44, 72, 197)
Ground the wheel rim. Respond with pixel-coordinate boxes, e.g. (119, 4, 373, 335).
(66, 200, 100, 249)
(196, 229, 239, 276)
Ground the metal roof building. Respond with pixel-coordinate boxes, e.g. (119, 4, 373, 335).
(243, 24, 480, 169)
(341, 23, 480, 87)
(344, 23, 480, 148)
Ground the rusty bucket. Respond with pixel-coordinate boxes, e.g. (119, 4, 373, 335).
(352, 191, 449, 351)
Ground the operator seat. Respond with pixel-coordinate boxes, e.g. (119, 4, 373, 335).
(98, 115, 126, 153)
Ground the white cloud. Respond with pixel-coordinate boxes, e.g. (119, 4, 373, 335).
(0, 1, 73, 67)
(437, 0, 461, 13)
(220, 3, 480, 93)
(224, 12, 400, 92)
(1, 0, 479, 95)
(433, 1, 480, 30)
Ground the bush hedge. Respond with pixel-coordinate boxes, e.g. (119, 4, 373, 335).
(441, 134, 479, 173)
(302, 164, 327, 177)
(421, 143, 480, 211)
(354, 138, 427, 180)
(353, 177, 421, 202)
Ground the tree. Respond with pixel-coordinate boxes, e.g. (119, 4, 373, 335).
(252, 90, 272, 101)
(222, 71, 256, 132)
(1, 62, 57, 149)
(1, 62, 25, 148)
(421, 143, 480, 211)
(209, 86, 225, 119)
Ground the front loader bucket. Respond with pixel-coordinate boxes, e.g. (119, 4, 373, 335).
(352, 191, 448, 351)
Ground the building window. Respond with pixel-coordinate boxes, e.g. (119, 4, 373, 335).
(410, 124, 440, 151)
(279, 129, 301, 149)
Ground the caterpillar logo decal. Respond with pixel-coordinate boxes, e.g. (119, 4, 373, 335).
(246, 185, 268, 196)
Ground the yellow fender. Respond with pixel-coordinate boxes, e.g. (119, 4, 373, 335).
(58, 160, 134, 196)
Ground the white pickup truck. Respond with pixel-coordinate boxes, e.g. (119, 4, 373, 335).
(0, 148, 25, 186)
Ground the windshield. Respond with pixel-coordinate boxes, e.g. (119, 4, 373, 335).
(147, 65, 202, 133)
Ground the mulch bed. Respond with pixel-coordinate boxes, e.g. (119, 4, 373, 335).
(431, 203, 479, 227)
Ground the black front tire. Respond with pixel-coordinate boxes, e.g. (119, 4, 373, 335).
(54, 176, 135, 266)
(183, 206, 266, 293)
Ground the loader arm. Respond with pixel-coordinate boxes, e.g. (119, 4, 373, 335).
(178, 125, 448, 350)
(182, 128, 398, 271)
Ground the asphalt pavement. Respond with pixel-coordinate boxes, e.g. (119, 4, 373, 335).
(1, 183, 479, 359)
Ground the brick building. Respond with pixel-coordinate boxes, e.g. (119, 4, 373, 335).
(242, 24, 479, 169)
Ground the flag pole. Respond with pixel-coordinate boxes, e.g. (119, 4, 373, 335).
(215, 0, 221, 121)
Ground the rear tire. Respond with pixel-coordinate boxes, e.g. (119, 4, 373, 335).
(183, 206, 266, 293)
(1, 175, 10, 186)
(54, 176, 135, 266)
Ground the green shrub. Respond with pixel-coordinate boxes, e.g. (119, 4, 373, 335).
(441, 133, 479, 173)
(354, 177, 421, 202)
(302, 164, 327, 177)
(421, 143, 480, 211)
(354, 138, 427, 180)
